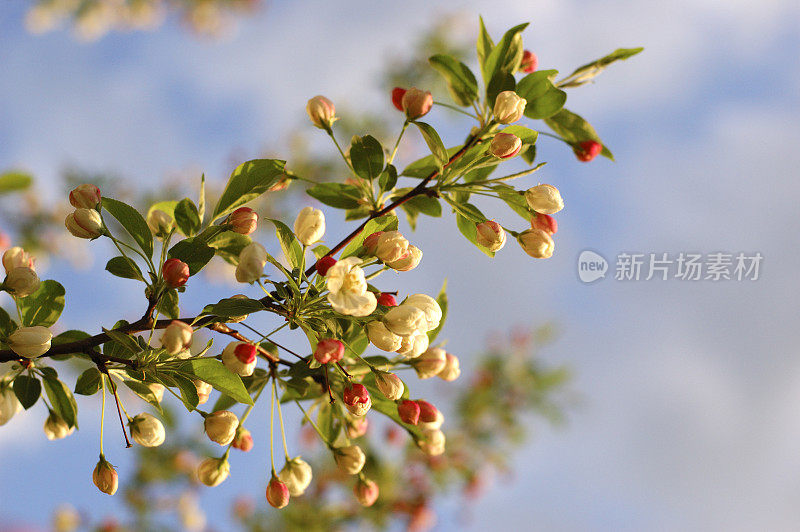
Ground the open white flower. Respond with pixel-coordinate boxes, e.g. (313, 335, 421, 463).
(326, 257, 377, 317)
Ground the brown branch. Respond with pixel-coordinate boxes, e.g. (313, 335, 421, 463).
(303, 133, 484, 277)
(208, 323, 283, 364)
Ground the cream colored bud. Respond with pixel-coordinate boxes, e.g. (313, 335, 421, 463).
(8, 326, 52, 358)
(4, 266, 40, 297)
(0, 386, 22, 426)
(65, 208, 103, 239)
(235, 242, 268, 283)
(2, 246, 34, 273)
(493, 90, 527, 124)
(386, 244, 422, 271)
(401, 87, 433, 119)
(306, 95, 336, 129)
(278, 457, 313, 496)
(221, 341, 258, 377)
(518, 228, 555, 259)
(147, 209, 174, 236)
(395, 330, 429, 359)
(475, 221, 506, 252)
(160, 320, 193, 355)
(92, 457, 118, 495)
(293, 206, 325, 245)
(69, 184, 101, 209)
(367, 321, 402, 351)
(490, 132, 522, 159)
(204, 410, 238, 445)
(403, 294, 442, 331)
(383, 305, 427, 336)
(44, 412, 74, 440)
(438, 353, 461, 382)
(194, 379, 212, 405)
(375, 371, 404, 401)
(373, 231, 409, 263)
(129, 412, 166, 447)
(148, 383, 165, 403)
(196, 457, 230, 487)
(417, 429, 446, 456)
(525, 184, 564, 214)
(413, 347, 447, 379)
(334, 445, 366, 475)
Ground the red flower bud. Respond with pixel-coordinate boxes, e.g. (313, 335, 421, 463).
(266, 475, 290, 508)
(316, 255, 337, 276)
(397, 399, 420, 425)
(531, 213, 558, 235)
(402, 88, 433, 120)
(314, 338, 344, 364)
(391, 87, 406, 111)
(227, 207, 258, 235)
(520, 50, 538, 73)
(162, 258, 189, 287)
(573, 140, 602, 162)
(354, 477, 380, 507)
(416, 400, 438, 423)
(377, 293, 397, 306)
(343, 383, 369, 407)
(234, 343, 257, 364)
(232, 427, 254, 452)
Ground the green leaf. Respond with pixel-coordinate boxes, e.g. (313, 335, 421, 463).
(0, 171, 33, 195)
(428, 54, 479, 106)
(121, 378, 164, 414)
(501, 125, 540, 145)
(156, 289, 180, 320)
(207, 231, 251, 265)
(203, 297, 265, 318)
(545, 108, 614, 160)
(340, 214, 399, 259)
(163, 372, 199, 411)
(516, 70, 567, 119)
(450, 202, 494, 257)
(495, 184, 535, 220)
(18, 280, 65, 328)
(401, 145, 462, 178)
(51, 330, 90, 357)
(13, 375, 41, 409)
(102, 197, 154, 259)
(0, 307, 16, 338)
(559, 47, 644, 88)
(168, 238, 215, 275)
(349, 135, 384, 180)
(483, 22, 528, 86)
(413, 122, 448, 169)
(476, 17, 495, 77)
(147, 201, 178, 224)
(42, 375, 78, 428)
(306, 183, 364, 209)
(212, 159, 286, 220)
(378, 164, 398, 193)
(402, 194, 442, 218)
(486, 70, 516, 108)
(174, 198, 201, 237)
(270, 219, 304, 269)
(179, 358, 253, 405)
(105, 256, 144, 281)
(74, 368, 102, 396)
(427, 280, 448, 343)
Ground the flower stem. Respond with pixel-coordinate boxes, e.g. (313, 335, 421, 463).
(273, 376, 290, 461)
(387, 121, 409, 165)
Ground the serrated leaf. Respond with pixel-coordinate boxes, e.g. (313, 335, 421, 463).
(105, 256, 144, 281)
(74, 368, 102, 396)
(13, 375, 40, 409)
(102, 197, 154, 258)
(42, 375, 78, 428)
(174, 198, 201, 237)
(212, 159, 286, 220)
(306, 182, 363, 209)
(350, 135, 384, 180)
(413, 122, 448, 169)
(429, 54, 479, 106)
(18, 280, 65, 328)
(179, 358, 252, 405)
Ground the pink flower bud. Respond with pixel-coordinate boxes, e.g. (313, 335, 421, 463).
(490, 132, 522, 159)
(521, 50, 538, 73)
(316, 255, 337, 276)
(401, 87, 433, 120)
(69, 184, 101, 209)
(162, 258, 189, 287)
(412, 347, 447, 379)
(398, 399, 420, 425)
(343, 383, 371, 417)
(314, 338, 344, 364)
(386, 244, 422, 271)
(531, 213, 558, 235)
(194, 380, 212, 405)
(2, 247, 34, 273)
(416, 400, 439, 423)
(391, 87, 406, 111)
(65, 208, 103, 239)
(204, 410, 239, 446)
(377, 293, 397, 306)
(0, 233, 8, 250)
(573, 140, 603, 162)
(92, 456, 118, 495)
(232, 427, 253, 452)
(306, 95, 336, 130)
(375, 371, 404, 401)
(438, 353, 461, 381)
(354, 477, 379, 507)
(266, 475, 290, 509)
(518, 228, 555, 259)
(475, 220, 506, 252)
(346, 416, 368, 439)
(227, 207, 258, 235)
(363, 231, 383, 255)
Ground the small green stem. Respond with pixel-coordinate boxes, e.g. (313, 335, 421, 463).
(387, 121, 410, 165)
(294, 400, 332, 448)
(273, 376, 291, 461)
(100, 375, 107, 455)
(327, 130, 357, 175)
(433, 101, 481, 120)
(269, 375, 276, 475)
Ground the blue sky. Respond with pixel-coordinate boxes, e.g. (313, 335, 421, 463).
(1, 0, 800, 530)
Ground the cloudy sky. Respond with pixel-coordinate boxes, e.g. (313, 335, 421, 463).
(1, 0, 799, 530)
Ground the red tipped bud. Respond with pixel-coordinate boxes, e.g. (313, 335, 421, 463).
(162, 258, 189, 287)
(377, 293, 397, 306)
(266, 475, 290, 509)
(306, 95, 336, 130)
(531, 213, 558, 235)
(316, 255, 337, 276)
(343, 383, 371, 417)
(391, 87, 406, 111)
(521, 50, 538, 73)
(69, 184, 101, 209)
(232, 427, 253, 452)
(354, 477, 379, 507)
(573, 140, 602, 162)
(490, 132, 522, 159)
(314, 338, 344, 364)
(416, 400, 438, 423)
(92, 456, 118, 496)
(363, 231, 383, 255)
(398, 399, 420, 425)
(401, 87, 433, 120)
(234, 343, 257, 364)
(227, 207, 258, 235)
(475, 220, 506, 252)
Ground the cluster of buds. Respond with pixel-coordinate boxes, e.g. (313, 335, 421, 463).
(391, 86, 433, 120)
(65, 184, 104, 240)
(1, 246, 40, 298)
(366, 293, 441, 359)
(397, 399, 446, 456)
(518, 184, 564, 259)
(363, 230, 422, 272)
